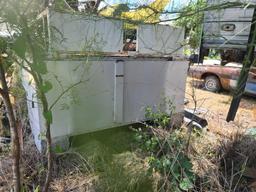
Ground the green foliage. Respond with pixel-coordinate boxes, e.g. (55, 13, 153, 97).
(9, 85, 26, 98)
(43, 110, 53, 124)
(33, 186, 40, 192)
(2, 9, 18, 25)
(97, 152, 153, 192)
(179, 178, 194, 191)
(12, 35, 27, 58)
(54, 0, 75, 12)
(0, 37, 7, 53)
(135, 106, 195, 191)
(145, 98, 175, 128)
(34, 62, 48, 74)
(112, 4, 130, 17)
(175, 0, 206, 49)
(53, 144, 64, 153)
(145, 107, 171, 128)
(0, 37, 14, 70)
(39, 80, 53, 94)
(0, 1, 86, 191)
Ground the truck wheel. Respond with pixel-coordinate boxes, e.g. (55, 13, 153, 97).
(204, 75, 221, 92)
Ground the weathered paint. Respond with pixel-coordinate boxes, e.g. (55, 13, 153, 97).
(49, 10, 123, 53)
(47, 9, 184, 58)
(23, 9, 188, 151)
(24, 58, 188, 150)
(189, 64, 256, 95)
(203, 0, 256, 49)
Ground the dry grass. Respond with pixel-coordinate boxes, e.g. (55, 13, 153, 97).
(185, 77, 256, 191)
(0, 154, 12, 191)
(0, 135, 94, 192)
(189, 128, 256, 192)
(50, 151, 95, 192)
(185, 77, 256, 136)
(50, 173, 97, 192)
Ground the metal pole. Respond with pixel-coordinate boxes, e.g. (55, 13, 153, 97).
(226, 8, 256, 122)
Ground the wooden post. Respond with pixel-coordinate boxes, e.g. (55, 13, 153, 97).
(226, 8, 256, 122)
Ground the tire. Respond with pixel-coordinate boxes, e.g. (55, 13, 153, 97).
(204, 75, 221, 92)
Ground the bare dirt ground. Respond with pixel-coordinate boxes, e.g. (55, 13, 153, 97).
(185, 77, 256, 136)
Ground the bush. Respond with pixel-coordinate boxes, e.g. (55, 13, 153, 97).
(135, 107, 195, 191)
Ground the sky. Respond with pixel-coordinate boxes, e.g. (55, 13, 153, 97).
(98, 0, 191, 22)
(101, 0, 190, 11)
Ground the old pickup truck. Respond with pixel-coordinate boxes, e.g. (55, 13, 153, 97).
(188, 63, 256, 96)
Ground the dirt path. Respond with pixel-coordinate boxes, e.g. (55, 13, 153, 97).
(185, 77, 256, 136)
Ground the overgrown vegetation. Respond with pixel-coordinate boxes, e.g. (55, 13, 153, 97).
(1, 0, 256, 191)
(133, 105, 256, 192)
(135, 107, 195, 191)
(175, 0, 206, 50)
(134, 105, 196, 191)
(0, 0, 84, 191)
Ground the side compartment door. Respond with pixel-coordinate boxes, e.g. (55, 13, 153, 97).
(113, 59, 124, 123)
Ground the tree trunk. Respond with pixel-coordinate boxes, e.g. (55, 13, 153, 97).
(0, 56, 21, 192)
(42, 121, 52, 192)
(32, 74, 53, 192)
(20, 15, 53, 191)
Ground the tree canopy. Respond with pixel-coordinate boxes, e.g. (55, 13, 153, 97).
(99, 0, 170, 23)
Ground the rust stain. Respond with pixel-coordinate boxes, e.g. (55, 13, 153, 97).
(189, 65, 256, 94)
(253, 108, 256, 119)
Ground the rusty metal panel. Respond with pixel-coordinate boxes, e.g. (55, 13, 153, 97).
(189, 65, 256, 94)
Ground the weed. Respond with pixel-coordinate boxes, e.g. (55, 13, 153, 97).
(135, 106, 195, 191)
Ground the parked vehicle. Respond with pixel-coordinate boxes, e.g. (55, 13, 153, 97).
(188, 63, 256, 96)
(199, 0, 256, 64)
